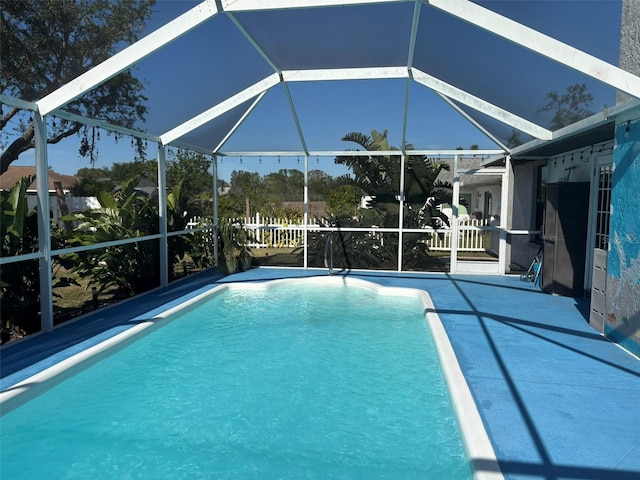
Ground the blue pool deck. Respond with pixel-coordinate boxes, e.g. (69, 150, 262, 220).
(2, 267, 639, 480)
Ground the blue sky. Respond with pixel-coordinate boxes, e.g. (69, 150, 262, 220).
(8, 0, 624, 181)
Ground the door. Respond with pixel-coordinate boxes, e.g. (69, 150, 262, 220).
(541, 182, 590, 296)
(452, 158, 504, 275)
(483, 192, 492, 220)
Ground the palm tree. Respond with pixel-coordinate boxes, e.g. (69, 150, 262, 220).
(336, 129, 451, 229)
(306, 129, 452, 271)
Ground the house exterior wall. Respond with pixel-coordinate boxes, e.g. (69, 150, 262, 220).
(617, 0, 640, 104)
(507, 143, 612, 274)
(606, 0, 640, 355)
(542, 147, 602, 184)
(541, 141, 614, 291)
(605, 115, 640, 356)
(26, 194, 100, 224)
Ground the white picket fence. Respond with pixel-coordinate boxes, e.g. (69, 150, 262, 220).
(187, 214, 490, 251)
(425, 219, 490, 251)
(185, 214, 310, 248)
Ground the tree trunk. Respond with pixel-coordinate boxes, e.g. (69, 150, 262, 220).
(1, 124, 35, 175)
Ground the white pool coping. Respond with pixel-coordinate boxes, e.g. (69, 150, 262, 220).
(1, 276, 503, 480)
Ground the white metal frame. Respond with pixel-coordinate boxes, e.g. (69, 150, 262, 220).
(37, 0, 221, 115)
(428, 0, 640, 99)
(29, 0, 639, 156)
(4, 0, 639, 334)
(34, 113, 53, 332)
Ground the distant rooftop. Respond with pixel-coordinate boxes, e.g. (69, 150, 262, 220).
(0, 166, 79, 192)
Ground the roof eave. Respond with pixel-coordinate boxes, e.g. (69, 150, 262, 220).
(482, 99, 640, 166)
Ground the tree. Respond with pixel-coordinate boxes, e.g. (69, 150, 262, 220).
(111, 160, 157, 183)
(0, 176, 40, 341)
(505, 129, 524, 149)
(306, 129, 452, 270)
(223, 171, 267, 219)
(167, 151, 212, 193)
(71, 167, 115, 197)
(60, 176, 160, 297)
(218, 193, 246, 220)
(0, 0, 155, 174)
(308, 169, 335, 200)
(335, 129, 450, 228)
(166, 151, 213, 218)
(326, 184, 361, 218)
(71, 160, 157, 197)
(537, 83, 594, 130)
(263, 169, 304, 203)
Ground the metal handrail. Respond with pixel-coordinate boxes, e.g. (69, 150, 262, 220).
(324, 233, 334, 275)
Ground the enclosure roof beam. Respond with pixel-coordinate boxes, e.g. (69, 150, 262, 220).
(218, 149, 505, 157)
(402, 1, 422, 150)
(282, 67, 408, 82)
(227, 12, 281, 74)
(412, 68, 553, 140)
(214, 91, 268, 153)
(428, 0, 640, 99)
(434, 92, 510, 151)
(36, 0, 221, 116)
(0, 94, 37, 111)
(160, 73, 281, 145)
(227, 12, 310, 155)
(221, 0, 406, 13)
(52, 110, 161, 143)
(282, 82, 309, 155)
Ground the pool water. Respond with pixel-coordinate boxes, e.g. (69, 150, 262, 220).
(1, 281, 472, 479)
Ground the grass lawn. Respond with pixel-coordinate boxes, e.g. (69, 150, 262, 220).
(52, 264, 121, 325)
(251, 247, 302, 267)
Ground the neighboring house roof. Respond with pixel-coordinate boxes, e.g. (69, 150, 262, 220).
(435, 158, 499, 188)
(134, 177, 157, 196)
(108, 177, 159, 196)
(0, 166, 79, 192)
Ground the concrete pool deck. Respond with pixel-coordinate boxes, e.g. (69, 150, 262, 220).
(2, 267, 639, 480)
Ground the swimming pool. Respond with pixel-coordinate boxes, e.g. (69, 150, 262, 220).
(0, 276, 500, 479)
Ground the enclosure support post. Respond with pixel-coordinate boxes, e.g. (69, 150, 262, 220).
(397, 153, 406, 271)
(212, 155, 219, 268)
(450, 154, 460, 274)
(157, 144, 168, 286)
(498, 155, 512, 275)
(35, 113, 53, 332)
(303, 154, 309, 269)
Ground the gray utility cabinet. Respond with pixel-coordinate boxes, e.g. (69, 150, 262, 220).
(589, 249, 607, 331)
(541, 182, 590, 296)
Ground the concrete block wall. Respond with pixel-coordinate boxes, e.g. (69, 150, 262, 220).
(617, 0, 640, 104)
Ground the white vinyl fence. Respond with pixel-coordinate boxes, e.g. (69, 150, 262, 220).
(427, 219, 491, 251)
(188, 214, 490, 251)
